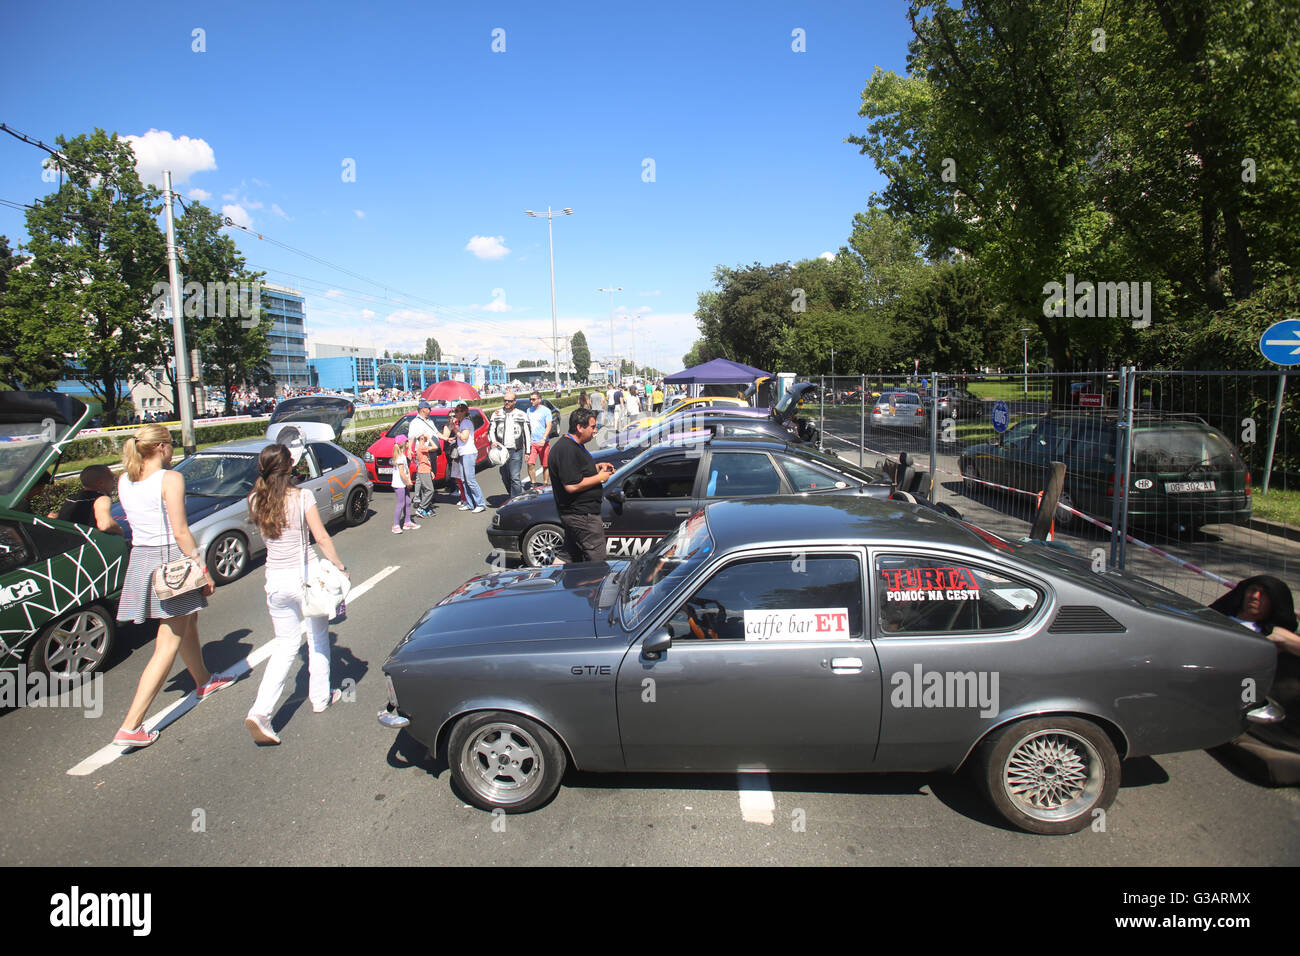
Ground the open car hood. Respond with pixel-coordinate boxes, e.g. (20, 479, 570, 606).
(0, 391, 89, 510)
(268, 395, 355, 439)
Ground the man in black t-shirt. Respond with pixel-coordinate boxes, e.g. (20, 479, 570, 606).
(48, 465, 123, 535)
(548, 408, 615, 563)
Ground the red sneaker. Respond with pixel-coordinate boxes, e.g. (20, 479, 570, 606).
(113, 726, 159, 748)
(197, 673, 235, 700)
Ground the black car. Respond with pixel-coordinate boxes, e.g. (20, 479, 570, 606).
(488, 433, 957, 566)
(602, 409, 813, 461)
(923, 388, 984, 420)
(959, 412, 1251, 530)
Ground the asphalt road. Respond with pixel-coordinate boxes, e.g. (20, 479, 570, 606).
(3, 426, 1299, 866)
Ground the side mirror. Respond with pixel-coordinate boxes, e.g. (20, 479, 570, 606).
(606, 487, 625, 505)
(989, 434, 1002, 446)
(642, 628, 672, 660)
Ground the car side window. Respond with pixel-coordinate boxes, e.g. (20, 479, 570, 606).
(705, 452, 782, 498)
(875, 554, 1043, 635)
(470, 411, 486, 431)
(667, 554, 864, 641)
(780, 458, 850, 492)
(292, 449, 321, 481)
(1031, 420, 1058, 452)
(311, 442, 348, 471)
(0, 523, 31, 575)
(390, 415, 414, 438)
(622, 454, 699, 500)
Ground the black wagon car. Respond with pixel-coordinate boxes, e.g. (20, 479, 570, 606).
(382, 495, 1282, 833)
(959, 412, 1251, 530)
(488, 433, 957, 566)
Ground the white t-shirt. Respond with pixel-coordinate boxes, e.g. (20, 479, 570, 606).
(391, 447, 412, 486)
(117, 470, 169, 546)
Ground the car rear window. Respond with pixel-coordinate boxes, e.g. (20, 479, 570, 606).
(1133, 427, 1241, 470)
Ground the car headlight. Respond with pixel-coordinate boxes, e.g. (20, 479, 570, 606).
(363, 451, 374, 462)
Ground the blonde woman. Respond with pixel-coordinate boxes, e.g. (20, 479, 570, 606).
(244, 444, 348, 744)
(113, 424, 232, 749)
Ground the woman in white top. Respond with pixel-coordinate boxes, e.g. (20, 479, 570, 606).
(113, 424, 231, 749)
(441, 403, 486, 512)
(244, 443, 349, 744)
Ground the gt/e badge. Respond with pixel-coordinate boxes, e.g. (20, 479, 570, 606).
(570, 665, 612, 676)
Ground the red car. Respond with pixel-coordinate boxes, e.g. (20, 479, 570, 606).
(363, 407, 491, 489)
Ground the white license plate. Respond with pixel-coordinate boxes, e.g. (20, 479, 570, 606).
(377, 467, 392, 476)
(1165, 480, 1216, 493)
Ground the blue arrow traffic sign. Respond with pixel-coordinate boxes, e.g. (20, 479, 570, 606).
(992, 400, 1010, 433)
(1260, 319, 1300, 366)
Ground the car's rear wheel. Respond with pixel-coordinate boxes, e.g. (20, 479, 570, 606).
(29, 604, 115, 676)
(521, 523, 564, 567)
(448, 711, 567, 813)
(345, 486, 369, 526)
(207, 531, 249, 585)
(975, 716, 1120, 835)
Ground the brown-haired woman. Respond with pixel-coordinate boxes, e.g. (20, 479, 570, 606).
(113, 424, 232, 748)
(244, 444, 348, 744)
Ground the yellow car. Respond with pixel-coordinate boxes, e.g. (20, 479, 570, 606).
(629, 395, 749, 431)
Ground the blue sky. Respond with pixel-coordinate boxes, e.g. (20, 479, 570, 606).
(0, 0, 912, 372)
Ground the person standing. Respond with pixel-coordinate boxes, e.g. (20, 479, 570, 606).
(443, 403, 486, 512)
(590, 386, 605, 429)
(407, 401, 440, 518)
(548, 408, 615, 563)
(652, 383, 664, 414)
(243, 444, 349, 744)
(611, 385, 625, 435)
(390, 435, 419, 533)
(525, 391, 554, 489)
(489, 391, 529, 499)
(112, 424, 231, 749)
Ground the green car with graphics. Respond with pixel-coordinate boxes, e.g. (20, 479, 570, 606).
(0, 392, 128, 675)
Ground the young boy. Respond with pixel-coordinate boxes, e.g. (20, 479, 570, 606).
(48, 464, 123, 535)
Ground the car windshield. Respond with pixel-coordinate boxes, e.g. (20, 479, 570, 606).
(1133, 426, 1241, 471)
(784, 446, 886, 484)
(0, 421, 60, 502)
(174, 453, 260, 497)
(620, 511, 714, 629)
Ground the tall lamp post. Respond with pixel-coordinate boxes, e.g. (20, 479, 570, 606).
(1019, 327, 1032, 396)
(526, 207, 572, 395)
(598, 286, 621, 387)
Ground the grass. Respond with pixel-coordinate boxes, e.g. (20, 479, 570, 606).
(1248, 487, 1300, 526)
(965, 379, 1050, 402)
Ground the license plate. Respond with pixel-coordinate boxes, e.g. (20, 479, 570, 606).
(377, 467, 392, 476)
(1165, 480, 1216, 493)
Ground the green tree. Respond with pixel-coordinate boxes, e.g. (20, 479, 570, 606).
(1, 129, 166, 423)
(424, 337, 441, 361)
(174, 202, 271, 414)
(570, 330, 591, 380)
(489, 358, 505, 367)
(0, 235, 62, 390)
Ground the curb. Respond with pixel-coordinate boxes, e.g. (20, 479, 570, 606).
(1247, 517, 1300, 543)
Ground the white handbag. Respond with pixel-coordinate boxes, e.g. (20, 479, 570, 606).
(299, 492, 350, 618)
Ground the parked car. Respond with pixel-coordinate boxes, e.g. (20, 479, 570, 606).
(869, 391, 927, 430)
(624, 395, 749, 434)
(958, 412, 1251, 530)
(610, 382, 822, 450)
(112, 396, 373, 585)
(0, 392, 129, 675)
(488, 433, 958, 566)
(363, 404, 495, 490)
(380, 495, 1282, 832)
(923, 388, 984, 420)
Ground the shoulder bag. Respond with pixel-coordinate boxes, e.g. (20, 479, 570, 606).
(151, 478, 211, 600)
(299, 491, 350, 618)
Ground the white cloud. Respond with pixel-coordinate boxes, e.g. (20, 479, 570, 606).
(271, 203, 290, 219)
(324, 289, 345, 299)
(361, 309, 376, 320)
(222, 188, 238, 201)
(188, 188, 211, 201)
(638, 290, 661, 296)
(354, 209, 366, 219)
(819, 251, 836, 261)
(125, 129, 217, 189)
(221, 204, 253, 229)
(252, 177, 269, 187)
(244, 199, 264, 210)
(465, 235, 510, 260)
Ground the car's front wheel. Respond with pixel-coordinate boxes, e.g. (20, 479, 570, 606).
(974, 716, 1120, 835)
(521, 523, 564, 567)
(345, 486, 369, 526)
(448, 711, 567, 813)
(29, 604, 115, 676)
(207, 531, 249, 585)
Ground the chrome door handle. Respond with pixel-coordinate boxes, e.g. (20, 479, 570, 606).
(830, 657, 863, 674)
(674, 508, 691, 516)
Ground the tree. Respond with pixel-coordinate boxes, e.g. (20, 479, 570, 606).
(0, 236, 62, 390)
(1, 129, 166, 423)
(570, 330, 591, 380)
(173, 202, 271, 414)
(424, 337, 441, 361)
(516, 359, 534, 368)
(489, 358, 505, 367)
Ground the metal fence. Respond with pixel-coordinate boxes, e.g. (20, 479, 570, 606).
(812, 369, 1299, 606)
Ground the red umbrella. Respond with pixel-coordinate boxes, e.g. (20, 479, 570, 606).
(421, 380, 481, 403)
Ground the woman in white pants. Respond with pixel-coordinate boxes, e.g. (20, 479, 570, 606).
(243, 444, 348, 744)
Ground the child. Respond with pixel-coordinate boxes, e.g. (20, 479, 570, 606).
(390, 435, 419, 533)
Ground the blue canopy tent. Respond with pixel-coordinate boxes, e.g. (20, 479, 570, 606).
(662, 358, 772, 397)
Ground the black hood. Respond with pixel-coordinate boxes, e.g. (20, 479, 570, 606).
(1210, 575, 1298, 633)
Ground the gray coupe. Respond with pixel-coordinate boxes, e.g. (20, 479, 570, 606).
(379, 496, 1282, 834)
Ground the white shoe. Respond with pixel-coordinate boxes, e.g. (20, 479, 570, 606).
(472, 506, 485, 513)
(245, 714, 280, 745)
(457, 503, 470, 511)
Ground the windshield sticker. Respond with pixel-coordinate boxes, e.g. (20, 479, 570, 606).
(744, 608, 851, 641)
(881, 567, 980, 602)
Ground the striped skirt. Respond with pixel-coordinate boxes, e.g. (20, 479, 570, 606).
(116, 543, 209, 624)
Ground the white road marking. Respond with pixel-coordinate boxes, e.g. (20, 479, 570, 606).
(67, 565, 401, 777)
(737, 774, 775, 825)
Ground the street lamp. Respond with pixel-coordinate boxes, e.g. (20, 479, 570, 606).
(1019, 327, 1032, 395)
(598, 286, 621, 386)
(526, 207, 573, 395)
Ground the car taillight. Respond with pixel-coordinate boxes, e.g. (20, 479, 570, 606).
(915, 407, 925, 416)
(1246, 471, 1252, 496)
(1105, 474, 1115, 496)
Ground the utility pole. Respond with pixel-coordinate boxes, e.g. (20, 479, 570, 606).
(162, 170, 196, 454)
(598, 286, 621, 385)
(525, 206, 572, 397)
